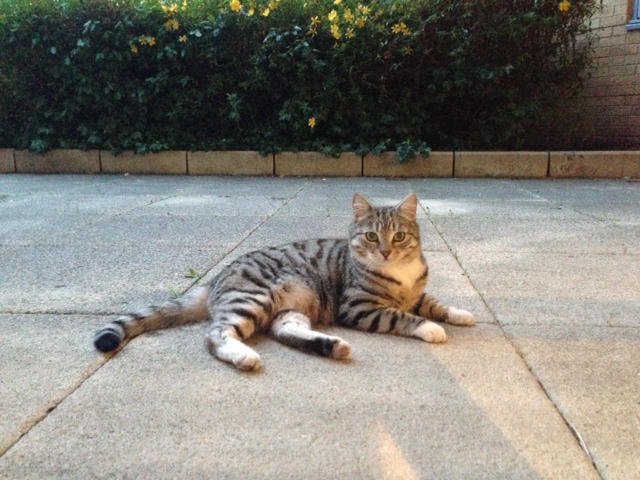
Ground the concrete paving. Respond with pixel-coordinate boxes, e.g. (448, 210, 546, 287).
(0, 175, 638, 479)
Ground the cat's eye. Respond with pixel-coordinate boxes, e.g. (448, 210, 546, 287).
(365, 232, 379, 242)
(393, 232, 406, 242)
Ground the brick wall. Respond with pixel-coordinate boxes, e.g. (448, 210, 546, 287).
(570, 0, 640, 149)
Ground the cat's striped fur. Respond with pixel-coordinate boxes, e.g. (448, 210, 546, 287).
(94, 193, 475, 370)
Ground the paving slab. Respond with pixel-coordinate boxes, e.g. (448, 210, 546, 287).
(0, 173, 105, 195)
(298, 177, 415, 199)
(0, 324, 597, 479)
(410, 178, 537, 201)
(512, 179, 640, 223)
(0, 314, 107, 455)
(55, 214, 266, 247)
(504, 325, 640, 479)
(433, 216, 637, 255)
(0, 243, 229, 313)
(182, 176, 309, 198)
(453, 252, 640, 328)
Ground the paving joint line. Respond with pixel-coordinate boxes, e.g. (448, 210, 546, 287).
(0, 356, 111, 457)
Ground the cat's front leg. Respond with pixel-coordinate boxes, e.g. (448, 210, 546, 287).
(416, 293, 475, 326)
(338, 306, 447, 343)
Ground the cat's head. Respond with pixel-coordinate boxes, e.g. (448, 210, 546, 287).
(349, 193, 422, 265)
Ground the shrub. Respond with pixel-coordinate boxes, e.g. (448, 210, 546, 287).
(0, 0, 597, 154)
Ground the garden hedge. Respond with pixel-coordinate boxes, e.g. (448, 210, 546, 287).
(0, 0, 597, 157)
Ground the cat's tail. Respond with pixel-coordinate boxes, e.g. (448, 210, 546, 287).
(93, 285, 211, 353)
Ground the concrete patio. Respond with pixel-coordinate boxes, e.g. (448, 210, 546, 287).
(0, 174, 638, 479)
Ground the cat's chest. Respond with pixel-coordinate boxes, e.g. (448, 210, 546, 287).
(379, 257, 427, 296)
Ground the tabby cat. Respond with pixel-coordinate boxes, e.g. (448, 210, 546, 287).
(94, 193, 475, 370)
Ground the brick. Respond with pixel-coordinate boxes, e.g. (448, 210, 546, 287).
(274, 151, 362, 177)
(593, 46, 611, 58)
(609, 64, 638, 76)
(15, 149, 100, 174)
(624, 54, 640, 64)
(363, 152, 453, 178)
(612, 26, 629, 37)
(598, 55, 626, 67)
(454, 152, 548, 179)
(596, 26, 614, 38)
(626, 34, 640, 45)
(549, 151, 640, 178)
(603, 105, 635, 116)
(591, 66, 610, 78)
(0, 149, 15, 173)
(613, 4, 630, 15)
(606, 84, 638, 96)
(101, 151, 187, 174)
(597, 35, 627, 47)
(584, 96, 625, 106)
(599, 14, 628, 28)
(188, 151, 272, 176)
(610, 44, 638, 56)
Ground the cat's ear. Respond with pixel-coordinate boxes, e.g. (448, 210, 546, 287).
(352, 193, 373, 221)
(397, 193, 418, 221)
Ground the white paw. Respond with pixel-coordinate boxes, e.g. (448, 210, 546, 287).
(414, 322, 447, 343)
(447, 307, 476, 326)
(214, 338, 262, 371)
(232, 351, 261, 371)
(331, 339, 352, 360)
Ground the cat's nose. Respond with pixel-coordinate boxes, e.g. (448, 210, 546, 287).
(380, 251, 391, 259)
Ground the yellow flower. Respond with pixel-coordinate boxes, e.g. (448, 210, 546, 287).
(248, 8, 255, 15)
(357, 4, 371, 15)
(391, 22, 410, 36)
(179, 35, 187, 43)
(182, 0, 188, 10)
(356, 17, 366, 28)
(148, 37, 156, 46)
(343, 8, 354, 23)
(558, 0, 571, 11)
(346, 27, 355, 38)
(403, 46, 413, 55)
(162, 3, 179, 15)
(309, 16, 321, 36)
(269, 0, 278, 10)
(229, 0, 242, 12)
(330, 24, 342, 40)
(308, 117, 316, 128)
(139, 35, 149, 45)
(261, 7, 270, 16)
(334, 0, 342, 5)
(165, 18, 180, 31)
(328, 9, 338, 22)
(131, 44, 139, 54)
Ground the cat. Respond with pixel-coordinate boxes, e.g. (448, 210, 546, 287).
(93, 193, 475, 371)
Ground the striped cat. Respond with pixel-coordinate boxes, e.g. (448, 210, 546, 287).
(94, 193, 475, 370)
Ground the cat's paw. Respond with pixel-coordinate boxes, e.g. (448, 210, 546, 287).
(447, 307, 476, 326)
(330, 339, 352, 360)
(414, 322, 447, 343)
(232, 350, 262, 371)
(212, 337, 262, 371)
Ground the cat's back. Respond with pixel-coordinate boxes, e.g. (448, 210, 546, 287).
(214, 238, 349, 287)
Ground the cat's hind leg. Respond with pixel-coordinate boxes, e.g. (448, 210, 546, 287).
(204, 316, 262, 371)
(270, 310, 352, 360)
